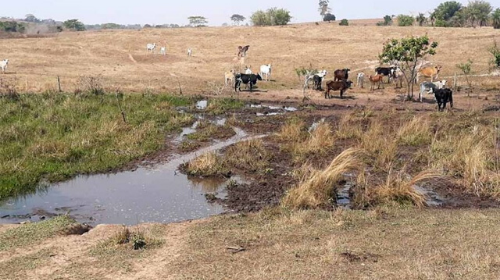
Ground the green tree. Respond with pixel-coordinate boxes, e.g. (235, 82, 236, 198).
(416, 13, 427, 26)
(463, 0, 492, 27)
(377, 15, 393, 26)
(318, 0, 331, 18)
(101, 23, 122, 29)
(323, 13, 336, 21)
(250, 8, 292, 26)
(272, 8, 292, 25)
(339, 19, 349, 26)
(379, 36, 438, 100)
(63, 19, 86, 31)
(25, 14, 39, 23)
(188, 16, 208, 27)
(433, 1, 462, 26)
(230, 14, 246, 26)
(397, 15, 415, 26)
(456, 59, 473, 96)
(492, 8, 500, 29)
(489, 41, 500, 68)
(0, 21, 25, 33)
(250, 10, 270, 26)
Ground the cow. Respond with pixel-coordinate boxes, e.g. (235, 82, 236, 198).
(356, 72, 365, 88)
(0, 59, 8, 73)
(312, 70, 328, 90)
(260, 64, 272, 81)
(324, 80, 353, 99)
(244, 66, 252, 74)
(160, 47, 166, 56)
(187, 48, 192, 57)
(368, 74, 385, 91)
(238, 45, 250, 57)
(146, 43, 156, 53)
(419, 80, 447, 102)
(392, 67, 404, 88)
(375, 66, 396, 83)
(224, 70, 235, 86)
(334, 68, 350, 81)
(235, 73, 262, 92)
(417, 65, 442, 83)
(434, 88, 453, 111)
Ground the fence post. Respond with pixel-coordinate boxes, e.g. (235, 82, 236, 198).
(57, 76, 62, 92)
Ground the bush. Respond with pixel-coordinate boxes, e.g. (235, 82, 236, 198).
(397, 15, 415, 26)
(251, 7, 292, 26)
(63, 19, 86, 31)
(323, 13, 336, 21)
(0, 21, 25, 33)
(339, 19, 349, 26)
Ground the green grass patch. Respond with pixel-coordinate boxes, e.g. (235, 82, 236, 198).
(0, 92, 195, 199)
(0, 216, 75, 251)
(207, 98, 245, 115)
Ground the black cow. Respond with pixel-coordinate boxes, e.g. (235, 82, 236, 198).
(434, 88, 453, 111)
(313, 75, 323, 90)
(325, 80, 353, 99)
(334, 68, 350, 81)
(375, 67, 396, 83)
(235, 73, 262, 92)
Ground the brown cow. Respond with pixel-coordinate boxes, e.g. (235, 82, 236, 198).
(334, 68, 350, 81)
(325, 80, 353, 99)
(369, 75, 385, 91)
(238, 45, 250, 57)
(417, 65, 442, 83)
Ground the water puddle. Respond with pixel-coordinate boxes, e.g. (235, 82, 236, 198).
(336, 173, 356, 209)
(196, 100, 208, 110)
(0, 128, 265, 226)
(249, 104, 298, 117)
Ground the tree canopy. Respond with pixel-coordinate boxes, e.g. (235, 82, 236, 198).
(432, 1, 463, 26)
(250, 8, 292, 26)
(397, 15, 415, 26)
(230, 14, 246, 25)
(63, 19, 86, 31)
(188, 16, 208, 27)
(492, 8, 500, 29)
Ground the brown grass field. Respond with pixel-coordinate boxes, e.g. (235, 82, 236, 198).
(1, 21, 499, 104)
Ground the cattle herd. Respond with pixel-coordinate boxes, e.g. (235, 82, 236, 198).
(0, 40, 454, 111)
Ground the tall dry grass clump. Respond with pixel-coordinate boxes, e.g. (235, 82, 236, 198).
(277, 118, 306, 143)
(359, 120, 397, 172)
(224, 139, 270, 172)
(293, 122, 335, 160)
(336, 113, 363, 140)
(282, 148, 364, 209)
(185, 152, 225, 177)
(397, 116, 432, 146)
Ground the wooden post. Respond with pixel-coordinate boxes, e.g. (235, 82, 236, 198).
(57, 76, 62, 92)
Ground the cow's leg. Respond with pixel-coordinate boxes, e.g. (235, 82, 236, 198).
(340, 89, 344, 99)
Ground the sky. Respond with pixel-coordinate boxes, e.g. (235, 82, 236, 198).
(2, 0, 474, 26)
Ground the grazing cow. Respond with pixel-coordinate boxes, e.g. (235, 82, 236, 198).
(146, 43, 156, 53)
(419, 80, 447, 102)
(0, 59, 8, 73)
(238, 45, 250, 57)
(368, 74, 385, 91)
(334, 68, 350, 81)
(324, 80, 353, 99)
(160, 47, 166, 56)
(187, 48, 192, 57)
(417, 65, 442, 83)
(244, 66, 252, 74)
(259, 64, 272, 81)
(224, 70, 235, 86)
(235, 73, 262, 92)
(375, 66, 396, 83)
(312, 70, 328, 90)
(356, 72, 365, 88)
(434, 88, 453, 111)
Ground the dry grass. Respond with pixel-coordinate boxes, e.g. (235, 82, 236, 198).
(335, 113, 364, 140)
(359, 120, 397, 172)
(277, 118, 305, 143)
(282, 148, 364, 209)
(184, 151, 226, 177)
(224, 139, 270, 173)
(397, 116, 432, 146)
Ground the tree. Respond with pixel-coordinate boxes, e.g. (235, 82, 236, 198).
(318, 0, 331, 18)
(416, 13, 427, 26)
(433, 1, 462, 27)
(0, 21, 25, 33)
(463, 0, 492, 27)
(250, 8, 292, 26)
(323, 13, 336, 22)
(230, 14, 246, 26)
(25, 14, 40, 23)
(377, 15, 393, 26)
(188, 16, 208, 27)
(339, 19, 349, 26)
(63, 19, 85, 31)
(379, 36, 438, 100)
(456, 59, 473, 96)
(492, 9, 500, 29)
(397, 15, 415, 26)
(489, 41, 500, 68)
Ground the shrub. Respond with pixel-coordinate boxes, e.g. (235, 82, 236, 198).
(397, 15, 415, 26)
(339, 19, 349, 26)
(251, 7, 292, 26)
(323, 13, 336, 22)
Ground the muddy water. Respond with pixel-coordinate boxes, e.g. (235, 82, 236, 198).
(0, 128, 265, 226)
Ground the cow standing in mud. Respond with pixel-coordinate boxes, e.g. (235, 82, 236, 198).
(324, 80, 353, 99)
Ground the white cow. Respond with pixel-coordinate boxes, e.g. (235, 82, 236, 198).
(259, 64, 272, 81)
(187, 48, 192, 57)
(244, 66, 252, 74)
(160, 47, 166, 56)
(356, 72, 365, 88)
(419, 80, 447, 102)
(147, 43, 156, 53)
(224, 70, 235, 86)
(0, 59, 8, 73)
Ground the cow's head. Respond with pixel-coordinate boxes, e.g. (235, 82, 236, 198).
(435, 65, 442, 72)
(256, 74, 263, 80)
(346, 80, 353, 88)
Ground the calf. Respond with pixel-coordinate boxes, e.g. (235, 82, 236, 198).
(419, 80, 447, 102)
(146, 43, 156, 53)
(356, 72, 365, 88)
(417, 65, 442, 83)
(313, 75, 323, 90)
(375, 66, 396, 83)
(224, 70, 235, 86)
(0, 59, 8, 73)
(369, 74, 385, 91)
(235, 73, 262, 92)
(324, 80, 353, 99)
(160, 47, 166, 56)
(187, 48, 192, 57)
(244, 66, 252, 74)
(334, 68, 350, 81)
(259, 64, 272, 81)
(434, 88, 453, 111)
